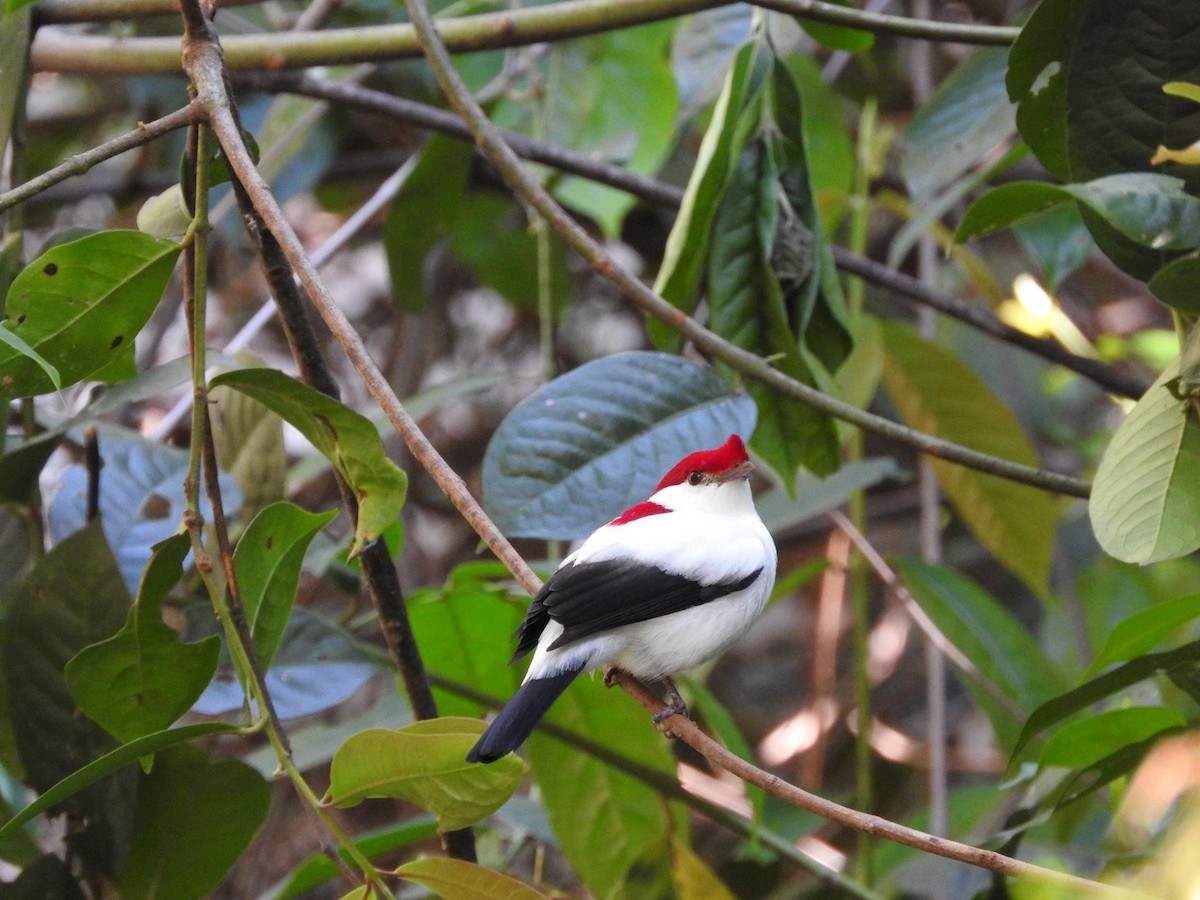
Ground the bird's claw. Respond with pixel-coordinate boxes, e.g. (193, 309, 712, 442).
(652, 677, 689, 724)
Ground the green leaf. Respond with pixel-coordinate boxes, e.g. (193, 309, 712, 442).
(384, 135, 474, 313)
(1014, 203, 1097, 289)
(0, 231, 180, 401)
(64, 535, 219, 750)
(898, 560, 1067, 750)
(0, 430, 62, 504)
(0, 321, 59, 389)
(0, 9, 29, 184)
(1090, 359, 1200, 563)
(526, 674, 677, 900)
(396, 857, 546, 900)
(543, 22, 679, 236)
(1149, 254, 1200, 314)
(882, 323, 1059, 593)
(671, 833, 736, 900)
(408, 578, 525, 718)
(903, 47, 1015, 201)
(1165, 81, 1200, 105)
(707, 139, 838, 480)
(0, 722, 239, 847)
(797, 2, 873, 53)
(1039, 707, 1185, 771)
(782, 53, 854, 205)
(276, 819, 439, 899)
(209, 369, 407, 557)
(117, 743, 269, 900)
(957, 174, 1200, 252)
(481, 351, 756, 539)
(650, 38, 772, 351)
(210, 378, 286, 520)
(326, 719, 525, 830)
(234, 502, 337, 672)
(1088, 594, 1200, 676)
(1008, 0, 1200, 191)
(1010, 639, 1200, 762)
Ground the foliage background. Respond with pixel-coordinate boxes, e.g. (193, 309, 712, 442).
(2, 0, 1200, 897)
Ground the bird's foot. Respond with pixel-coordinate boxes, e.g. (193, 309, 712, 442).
(603, 665, 620, 689)
(652, 677, 689, 724)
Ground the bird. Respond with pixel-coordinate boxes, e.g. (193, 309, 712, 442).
(467, 433, 777, 763)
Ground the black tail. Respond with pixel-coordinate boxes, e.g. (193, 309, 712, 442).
(467, 665, 582, 763)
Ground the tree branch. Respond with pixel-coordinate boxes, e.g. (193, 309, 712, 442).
(0, 101, 204, 214)
(606, 670, 1148, 899)
(752, 0, 1018, 44)
(401, 0, 1092, 498)
(31, 0, 1020, 73)
(247, 70, 1147, 402)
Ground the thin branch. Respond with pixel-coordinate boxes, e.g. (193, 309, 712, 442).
(400, 0, 1092, 498)
(0, 102, 204, 214)
(606, 670, 1148, 899)
(249, 71, 1145, 403)
(429, 675, 884, 900)
(752, 0, 1018, 44)
(33, 0, 260, 23)
(33, 0, 734, 73)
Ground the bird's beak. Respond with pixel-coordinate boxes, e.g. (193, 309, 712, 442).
(715, 460, 754, 483)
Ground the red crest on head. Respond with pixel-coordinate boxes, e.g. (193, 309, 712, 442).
(654, 434, 749, 493)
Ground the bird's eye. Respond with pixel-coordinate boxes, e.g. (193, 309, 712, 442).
(687, 471, 704, 486)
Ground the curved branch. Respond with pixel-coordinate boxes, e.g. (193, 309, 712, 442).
(34, 0, 260, 23)
(32, 0, 732, 73)
(607, 670, 1147, 899)
(752, 0, 1018, 44)
(398, 0, 1092, 498)
(248, 71, 1146, 402)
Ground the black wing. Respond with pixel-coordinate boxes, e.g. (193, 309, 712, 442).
(510, 559, 762, 662)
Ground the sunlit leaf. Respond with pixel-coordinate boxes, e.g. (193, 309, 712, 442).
(1039, 707, 1185, 770)
(1090, 359, 1200, 563)
(882, 323, 1058, 593)
(1087, 594, 1200, 675)
(327, 719, 525, 830)
(397, 857, 545, 900)
(210, 369, 407, 557)
(0, 231, 179, 401)
(482, 351, 755, 539)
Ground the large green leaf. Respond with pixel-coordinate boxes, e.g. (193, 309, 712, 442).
(899, 560, 1067, 751)
(650, 38, 771, 351)
(0, 231, 180, 401)
(903, 47, 1015, 202)
(118, 743, 269, 900)
(542, 22, 678, 237)
(482, 351, 755, 539)
(384, 135, 474, 313)
(396, 857, 545, 900)
(1008, 0, 1200, 191)
(956, 174, 1200, 252)
(210, 379, 286, 521)
(64, 535, 219, 749)
(1090, 359, 1200, 563)
(881, 323, 1058, 593)
(1148, 253, 1200, 314)
(1087, 593, 1200, 676)
(209, 369, 407, 557)
(233, 502, 337, 672)
(2, 521, 135, 873)
(0, 722, 239, 846)
(1039, 707, 1185, 770)
(526, 674, 678, 899)
(1011, 638, 1200, 761)
(707, 139, 838, 480)
(326, 719, 525, 831)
